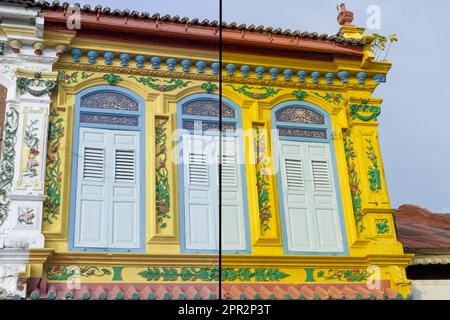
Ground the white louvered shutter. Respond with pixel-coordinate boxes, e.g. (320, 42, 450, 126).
(183, 134, 218, 250)
(109, 131, 140, 249)
(306, 143, 343, 252)
(74, 128, 109, 248)
(220, 136, 246, 251)
(74, 128, 140, 249)
(279, 140, 343, 252)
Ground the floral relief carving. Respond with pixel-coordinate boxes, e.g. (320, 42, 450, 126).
(343, 130, 365, 232)
(155, 118, 171, 229)
(226, 84, 281, 99)
(23, 119, 40, 178)
(43, 108, 64, 224)
(17, 207, 35, 225)
(254, 127, 272, 231)
(58, 70, 94, 85)
(0, 107, 19, 226)
(129, 76, 192, 91)
(366, 139, 382, 192)
(16, 72, 57, 97)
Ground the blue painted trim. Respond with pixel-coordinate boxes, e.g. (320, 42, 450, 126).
(271, 100, 348, 255)
(68, 85, 146, 253)
(177, 93, 251, 254)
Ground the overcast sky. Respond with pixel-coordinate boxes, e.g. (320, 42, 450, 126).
(65, 0, 450, 212)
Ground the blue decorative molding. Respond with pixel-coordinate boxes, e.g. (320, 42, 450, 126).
(151, 56, 161, 69)
(64, 49, 387, 87)
(311, 71, 321, 83)
(103, 52, 114, 65)
(283, 69, 293, 81)
(325, 73, 334, 84)
(254, 66, 265, 78)
(195, 60, 206, 73)
(225, 63, 236, 76)
(356, 72, 367, 84)
(119, 53, 131, 66)
(87, 50, 97, 64)
(373, 74, 385, 84)
(210, 62, 220, 75)
(297, 70, 307, 82)
(337, 71, 350, 83)
(180, 59, 191, 72)
(166, 58, 177, 71)
(240, 65, 250, 77)
(135, 55, 146, 68)
(70, 48, 82, 62)
(269, 67, 279, 80)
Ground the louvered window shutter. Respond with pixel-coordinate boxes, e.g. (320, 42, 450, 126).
(109, 131, 140, 249)
(221, 136, 246, 251)
(280, 141, 315, 251)
(307, 144, 343, 252)
(74, 128, 141, 250)
(279, 140, 343, 252)
(183, 134, 218, 250)
(74, 128, 109, 248)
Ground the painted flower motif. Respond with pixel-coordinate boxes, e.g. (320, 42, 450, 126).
(348, 162, 354, 173)
(51, 142, 60, 153)
(47, 154, 56, 164)
(253, 93, 260, 99)
(29, 147, 40, 156)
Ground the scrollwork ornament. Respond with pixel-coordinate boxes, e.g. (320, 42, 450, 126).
(0, 107, 20, 225)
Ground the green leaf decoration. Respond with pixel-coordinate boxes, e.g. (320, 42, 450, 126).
(137, 267, 289, 282)
(313, 92, 343, 105)
(316, 269, 372, 282)
(376, 219, 390, 234)
(43, 108, 64, 224)
(292, 90, 307, 100)
(343, 130, 365, 232)
(103, 73, 122, 86)
(59, 71, 94, 85)
(226, 84, 280, 99)
(129, 76, 192, 91)
(349, 100, 381, 121)
(16, 73, 57, 97)
(201, 81, 218, 94)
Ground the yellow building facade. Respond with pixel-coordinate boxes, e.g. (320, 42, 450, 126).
(0, 2, 412, 300)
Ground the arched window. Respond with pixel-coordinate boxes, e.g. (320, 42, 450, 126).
(272, 102, 346, 254)
(178, 95, 249, 253)
(69, 86, 145, 252)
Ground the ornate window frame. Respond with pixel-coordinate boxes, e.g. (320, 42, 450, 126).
(271, 101, 348, 255)
(68, 85, 146, 253)
(176, 93, 251, 254)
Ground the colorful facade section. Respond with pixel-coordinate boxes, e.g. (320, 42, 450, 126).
(0, 2, 412, 299)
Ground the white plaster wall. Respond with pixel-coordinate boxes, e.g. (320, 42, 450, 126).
(412, 280, 450, 300)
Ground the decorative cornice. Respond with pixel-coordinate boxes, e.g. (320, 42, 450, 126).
(223, 75, 377, 91)
(61, 49, 385, 90)
(35, 251, 413, 268)
(55, 62, 219, 82)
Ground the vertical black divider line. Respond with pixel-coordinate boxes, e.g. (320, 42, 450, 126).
(218, 0, 223, 301)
